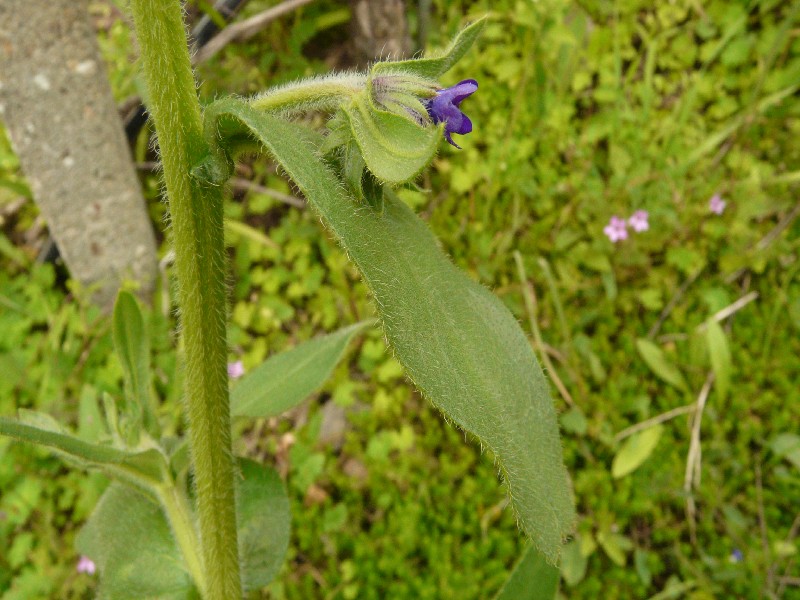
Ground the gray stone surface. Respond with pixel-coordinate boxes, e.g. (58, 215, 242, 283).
(0, 0, 157, 307)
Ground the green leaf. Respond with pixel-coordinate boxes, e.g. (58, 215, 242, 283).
(635, 548, 653, 587)
(770, 433, 800, 470)
(342, 96, 441, 184)
(635, 339, 687, 391)
(112, 290, 156, 439)
(236, 459, 291, 591)
(612, 425, 664, 479)
(372, 18, 488, 79)
(201, 99, 575, 563)
(231, 321, 372, 418)
(76, 484, 199, 600)
(597, 530, 633, 567)
(494, 544, 559, 600)
(78, 386, 108, 442)
(341, 138, 368, 199)
(560, 537, 587, 587)
(0, 413, 167, 492)
(704, 320, 731, 400)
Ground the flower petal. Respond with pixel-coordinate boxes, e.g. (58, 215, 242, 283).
(444, 79, 478, 105)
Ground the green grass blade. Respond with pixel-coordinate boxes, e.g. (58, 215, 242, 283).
(231, 321, 373, 418)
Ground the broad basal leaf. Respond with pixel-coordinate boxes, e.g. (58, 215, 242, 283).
(236, 459, 291, 591)
(200, 99, 575, 562)
(76, 484, 198, 600)
(231, 321, 372, 418)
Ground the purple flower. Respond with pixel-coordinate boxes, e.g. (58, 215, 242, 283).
(424, 79, 478, 148)
(709, 193, 726, 215)
(603, 216, 629, 243)
(76, 555, 96, 575)
(628, 210, 649, 233)
(729, 548, 744, 563)
(227, 361, 244, 379)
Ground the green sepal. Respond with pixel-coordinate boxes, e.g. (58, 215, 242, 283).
(341, 139, 367, 200)
(342, 95, 440, 185)
(319, 111, 351, 155)
(361, 169, 385, 211)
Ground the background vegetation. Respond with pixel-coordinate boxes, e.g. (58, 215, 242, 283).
(1, 0, 799, 598)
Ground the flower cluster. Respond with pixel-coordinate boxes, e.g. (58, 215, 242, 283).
(709, 193, 727, 215)
(603, 210, 649, 243)
(76, 555, 96, 575)
(227, 361, 245, 379)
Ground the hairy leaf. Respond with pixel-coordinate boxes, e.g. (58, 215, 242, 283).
(231, 321, 372, 418)
(237, 459, 291, 591)
(372, 18, 488, 80)
(112, 290, 157, 439)
(200, 99, 575, 562)
(0, 412, 167, 492)
(76, 484, 198, 600)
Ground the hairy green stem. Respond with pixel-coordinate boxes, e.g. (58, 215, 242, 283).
(129, 1, 241, 597)
(250, 73, 365, 113)
(157, 485, 206, 596)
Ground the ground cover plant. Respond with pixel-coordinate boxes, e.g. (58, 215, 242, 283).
(1, 0, 799, 598)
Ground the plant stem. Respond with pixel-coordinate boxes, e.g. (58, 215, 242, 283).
(129, 1, 242, 598)
(157, 485, 206, 596)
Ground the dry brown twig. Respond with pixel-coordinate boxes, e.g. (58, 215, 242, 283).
(656, 290, 759, 343)
(513, 251, 575, 408)
(615, 403, 697, 443)
(684, 371, 714, 545)
(773, 512, 800, 597)
(230, 177, 305, 208)
(755, 458, 776, 594)
(193, 0, 318, 64)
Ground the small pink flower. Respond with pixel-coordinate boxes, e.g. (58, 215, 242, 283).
(76, 555, 96, 575)
(227, 361, 245, 379)
(603, 216, 629, 243)
(628, 210, 649, 233)
(709, 193, 726, 215)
